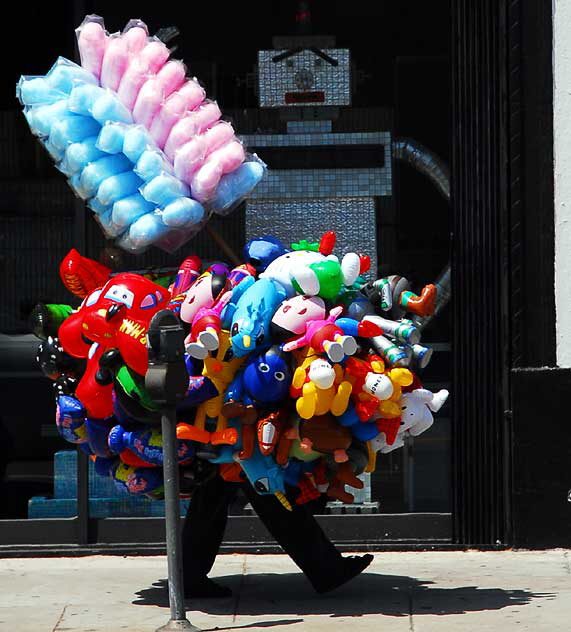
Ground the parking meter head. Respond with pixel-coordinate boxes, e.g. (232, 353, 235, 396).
(145, 309, 188, 404)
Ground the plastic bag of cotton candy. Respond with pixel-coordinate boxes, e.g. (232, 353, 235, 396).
(16, 15, 265, 254)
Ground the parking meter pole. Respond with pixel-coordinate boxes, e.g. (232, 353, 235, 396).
(160, 405, 196, 629)
(146, 310, 201, 632)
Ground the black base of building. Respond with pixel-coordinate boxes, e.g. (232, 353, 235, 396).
(0, 513, 452, 557)
(512, 368, 571, 548)
(1, 542, 510, 559)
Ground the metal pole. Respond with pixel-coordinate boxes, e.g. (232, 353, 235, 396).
(157, 406, 199, 631)
(145, 310, 201, 632)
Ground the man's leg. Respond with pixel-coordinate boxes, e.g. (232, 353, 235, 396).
(241, 484, 372, 593)
(181, 475, 237, 597)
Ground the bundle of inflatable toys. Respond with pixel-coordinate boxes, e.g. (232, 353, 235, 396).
(31, 233, 449, 510)
(16, 15, 265, 253)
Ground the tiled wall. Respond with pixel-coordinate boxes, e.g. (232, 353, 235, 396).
(242, 131, 392, 199)
(242, 131, 391, 147)
(246, 168, 390, 199)
(286, 120, 333, 134)
(245, 197, 378, 274)
(227, 106, 394, 136)
(258, 48, 351, 108)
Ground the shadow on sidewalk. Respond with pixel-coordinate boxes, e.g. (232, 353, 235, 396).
(133, 571, 554, 618)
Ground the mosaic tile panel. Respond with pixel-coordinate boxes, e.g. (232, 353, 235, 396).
(258, 49, 351, 108)
(286, 120, 333, 134)
(242, 131, 391, 147)
(247, 168, 392, 199)
(246, 197, 378, 274)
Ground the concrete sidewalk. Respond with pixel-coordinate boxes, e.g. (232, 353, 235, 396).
(0, 550, 569, 631)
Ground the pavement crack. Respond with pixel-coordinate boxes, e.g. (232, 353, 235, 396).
(564, 551, 570, 575)
(232, 554, 248, 623)
(51, 604, 67, 631)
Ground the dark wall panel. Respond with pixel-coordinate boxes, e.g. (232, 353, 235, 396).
(512, 368, 571, 548)
(508, 0, 555, 368)
(451, 1, 511, 545)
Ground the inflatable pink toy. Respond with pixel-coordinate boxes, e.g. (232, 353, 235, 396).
(77, 20, 108, 78)
(149, 80, 206, 148)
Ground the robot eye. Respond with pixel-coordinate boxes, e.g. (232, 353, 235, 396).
(258, 363, 270, 373)
(401, 406, 407, 410)
(274, 371, 286, 381)
(231, 322, 239, 336)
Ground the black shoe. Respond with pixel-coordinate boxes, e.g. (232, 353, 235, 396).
(183, 577, 233, 599)
(314, 554, 374, 594)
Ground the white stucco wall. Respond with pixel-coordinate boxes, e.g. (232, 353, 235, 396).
(553, 0, 571, 367)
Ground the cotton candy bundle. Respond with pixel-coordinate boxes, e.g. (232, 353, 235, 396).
(16, 15, 265, 253)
